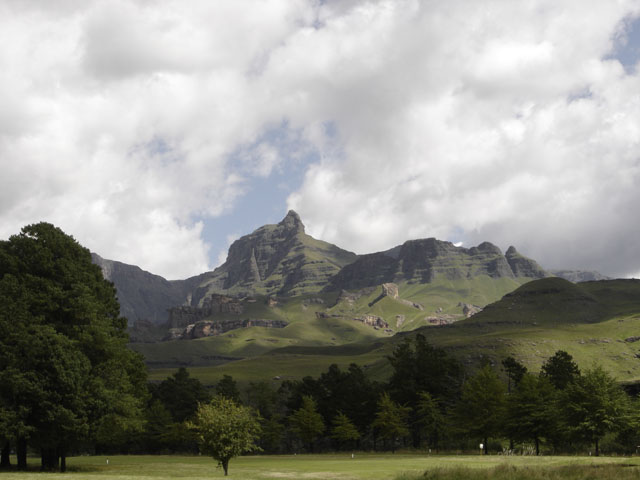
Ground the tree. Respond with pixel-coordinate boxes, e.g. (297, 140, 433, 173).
(416, 392, 446, 450)
(454, 365, 507, 454)
(289, 396, 324, 452)
(387, 334, 463, 447)
(216, 375, 241, 404)
(561, 365, 630, 456)
(372, 392, 410, 453)
(540, 350, 580, 389)
(502, 356, 527, 393)
(154, 368, 211, 423)
(188, 396, 261, 476)
(505, 374, 556, 455)
(330, 413, 360, 449)
(0, 223, 147, 471)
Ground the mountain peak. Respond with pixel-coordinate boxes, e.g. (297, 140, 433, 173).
(278, 210, 304, 233)
(506, 246, 518, 256)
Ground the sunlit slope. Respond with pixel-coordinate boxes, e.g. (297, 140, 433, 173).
(132, 292, 390, 368)
(134, 276, 531, 367)
(145, 279, 640, 387)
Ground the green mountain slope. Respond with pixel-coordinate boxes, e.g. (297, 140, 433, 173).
(144, 279, 640, 388)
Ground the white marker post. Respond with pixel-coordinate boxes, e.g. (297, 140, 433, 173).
(479, 443, 484, 455)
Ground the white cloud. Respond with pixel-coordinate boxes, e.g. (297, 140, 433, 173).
(285, 0, 640, 278)
(2, 0, 640, 279)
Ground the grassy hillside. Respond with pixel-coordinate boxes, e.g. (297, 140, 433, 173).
(142, 279, 640, 388)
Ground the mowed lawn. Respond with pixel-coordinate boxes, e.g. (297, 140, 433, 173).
(3, 453, 640, 480)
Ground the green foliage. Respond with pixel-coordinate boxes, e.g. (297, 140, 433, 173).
(216, 374, 241, 404)
(502, 356, 527, 392)
(372, 392, 410, 452)
(153, 367, 211, 423)
(388, 334, 463, 406)
(560, 365, 630, 455)
(289, 396, 325, 452)
(416, 392, 446, 449)
(330, 412, 360, 448)
(187, 396, 261, 476)
(0, 223, 147, 470)
(454, 365, 506, 454)
(505, 374, 556, 455)
(540, 350, 581, 389)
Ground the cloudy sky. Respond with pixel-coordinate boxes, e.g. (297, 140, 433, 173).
(1, 0, 640, 280)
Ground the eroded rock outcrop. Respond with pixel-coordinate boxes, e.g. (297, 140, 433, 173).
(354, 314, 389, 329)
(172, 318, 288, 340)
(167, 294, 244, 329)
(326, 239, 549, 292)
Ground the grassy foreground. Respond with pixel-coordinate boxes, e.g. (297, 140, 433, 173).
(3, 453, 640, 480)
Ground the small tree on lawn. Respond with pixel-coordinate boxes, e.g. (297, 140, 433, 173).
(188, 396, 261, 476)
(331, 412, 360, 450)
(289, 396, 324, 452)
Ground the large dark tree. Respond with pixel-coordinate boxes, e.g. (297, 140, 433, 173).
(560, 365, 630, 456)
(0, 223, 147, 471)
(454, 365, 507, 455)
(154, 367, 211, 422)
(505, 374, 556, 455)
(387, 334, 463, 447)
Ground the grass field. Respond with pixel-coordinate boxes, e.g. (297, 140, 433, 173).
(3, 454, 640, 480)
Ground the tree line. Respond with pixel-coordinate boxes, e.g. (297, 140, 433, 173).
(1, 223, 639, 474)
(110, 338, 640, 462)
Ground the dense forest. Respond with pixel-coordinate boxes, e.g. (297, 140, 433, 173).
(1, 224, 639, 473)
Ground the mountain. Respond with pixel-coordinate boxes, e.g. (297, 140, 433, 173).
(136, 278, 640, 386)
(325, 239, 548, 291)
(91, 253, 205, 326)
(93, 211, 555, 331)
(549, 269, 611, 282)
(188, 210, 357, 302)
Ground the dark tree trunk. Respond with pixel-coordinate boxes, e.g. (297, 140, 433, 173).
(222, 458, 229, 476)
(0, 441, 10, 468)
(17, 437, 27, 470)
(535, 437, 540, 456)
(483, 436, 488, 455)
(595, 438, 599, 457)
(41, 447, 59, 471)
(59, 446, 66, 473)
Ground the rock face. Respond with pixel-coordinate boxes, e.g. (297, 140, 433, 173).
(91, 253, 204, 326)
(171, 318, 288, 340)
(326, 239, 548, 292)
(505, 246, 548, 278)
(190, 210, 357, 302)
(458, 302, 483, 318)
(381, 283, 399, 299)
(167, 294, 244, 329)
(354, 314, 388, 329)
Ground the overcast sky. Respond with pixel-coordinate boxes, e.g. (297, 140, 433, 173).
(2, 0, 640, 280)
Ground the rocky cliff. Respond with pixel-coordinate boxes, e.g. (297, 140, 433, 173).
(189, 210, 358, 302)
(91, 253, 205, 325)
(170, 318, 288, 340)
(167, 294, 245, 329)
(325, 238, 548, 291)
(505, 246, 548, 278)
